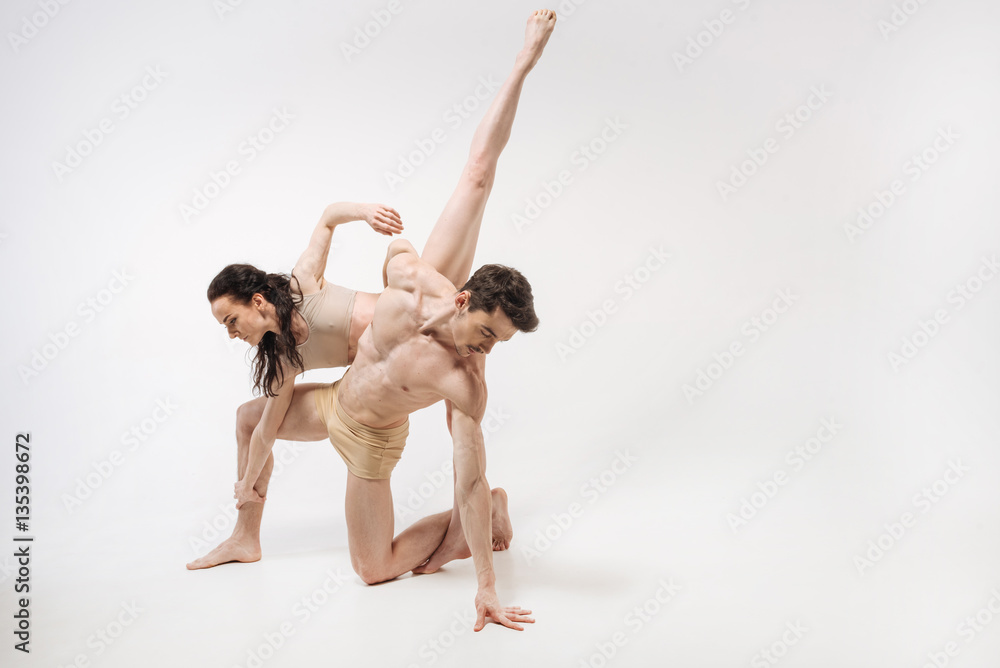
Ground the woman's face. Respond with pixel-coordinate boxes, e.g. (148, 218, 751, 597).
(210, 294, 271, 346)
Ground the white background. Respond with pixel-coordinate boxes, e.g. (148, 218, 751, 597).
(1, 0, 999, 666)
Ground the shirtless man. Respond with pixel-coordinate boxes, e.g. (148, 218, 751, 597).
(192, 9, 556, 631)
(323, 11, 554, 631)
(338, 245, 539, 628)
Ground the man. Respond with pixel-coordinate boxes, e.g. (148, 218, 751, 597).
(333, 249, 539, 629)
(318, 9, 555, 632)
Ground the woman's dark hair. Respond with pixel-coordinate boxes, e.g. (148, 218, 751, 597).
(459, 264, 539, 332)
(207, 264, 304, 397)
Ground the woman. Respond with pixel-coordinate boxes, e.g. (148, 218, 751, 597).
(188, 201, 404, 569)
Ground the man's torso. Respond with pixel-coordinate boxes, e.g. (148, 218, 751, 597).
(337, 261, 483, 428)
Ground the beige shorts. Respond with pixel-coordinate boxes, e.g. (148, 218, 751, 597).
(313, 379, 409, 480)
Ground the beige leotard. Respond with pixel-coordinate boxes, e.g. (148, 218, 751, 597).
(294, 281, 357, 372)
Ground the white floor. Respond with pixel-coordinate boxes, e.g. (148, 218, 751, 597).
(3, 0, 1000, 666)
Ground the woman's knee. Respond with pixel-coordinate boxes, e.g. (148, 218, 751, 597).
(236, 398, 265, 438)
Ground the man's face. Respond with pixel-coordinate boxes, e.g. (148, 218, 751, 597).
(210, 294, 270, 346)
(452, 293, 518, 357)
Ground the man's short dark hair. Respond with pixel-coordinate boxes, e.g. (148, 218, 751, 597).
(460, 264, 539, 333)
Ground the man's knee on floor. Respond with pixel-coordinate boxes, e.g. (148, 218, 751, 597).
(353, 558, 389, 586)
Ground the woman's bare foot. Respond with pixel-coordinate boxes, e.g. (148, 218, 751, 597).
(412, 488, 513, 574)
(186, 533, 261, 570)
(517, 9, 557, 71)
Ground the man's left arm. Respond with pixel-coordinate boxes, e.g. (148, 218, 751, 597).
(451, 400, 531, 631)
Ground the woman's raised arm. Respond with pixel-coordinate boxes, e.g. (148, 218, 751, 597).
(292, 202, 403, 295)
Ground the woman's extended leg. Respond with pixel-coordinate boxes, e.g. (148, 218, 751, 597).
(420, 9, 556, 287)
(186, 383, 329, 570)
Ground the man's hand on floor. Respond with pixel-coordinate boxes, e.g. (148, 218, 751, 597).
(474, 588, 535, 631)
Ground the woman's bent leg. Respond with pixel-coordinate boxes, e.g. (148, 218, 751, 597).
(187, 383, 329, 570)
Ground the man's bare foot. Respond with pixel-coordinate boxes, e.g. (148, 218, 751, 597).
(412, 528, 469, 575)
(412, 488, 513, 574)
(491, 487, 513, 551)
(517, 9, 557, 71)
(186, 534, 261, 570)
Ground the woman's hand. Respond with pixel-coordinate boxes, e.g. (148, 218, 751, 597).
(362, 203, 403, 236)
(234, 479, 266, 509)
